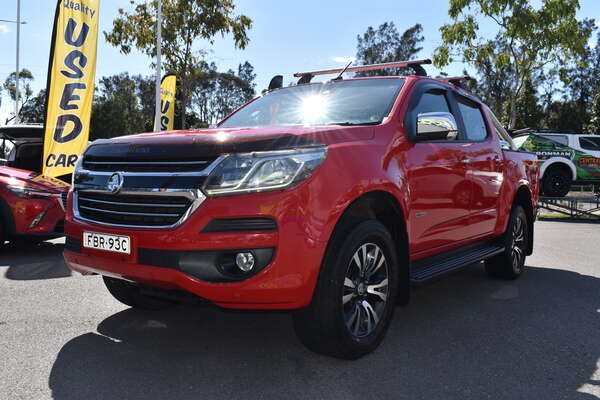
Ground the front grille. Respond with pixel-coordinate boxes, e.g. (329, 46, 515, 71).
(82, 158, 216, 173)
(76, 191, 193, 227)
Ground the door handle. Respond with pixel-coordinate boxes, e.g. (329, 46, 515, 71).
(461, 159, 471, 164)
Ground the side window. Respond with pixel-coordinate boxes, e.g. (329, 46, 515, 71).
(414, 91, 451, 114)
(541, 135, 568, 147)
(579, 136, 600, 151)
(456, 96, 488, 141)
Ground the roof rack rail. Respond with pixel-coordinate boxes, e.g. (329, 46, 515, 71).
(293, 59, 432, 84)
(438, 76, 473, 87)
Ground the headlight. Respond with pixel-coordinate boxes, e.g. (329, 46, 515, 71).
(204, 147, 327, 196)
(7, 185, 56, 198)
(72, 157, 84, 186)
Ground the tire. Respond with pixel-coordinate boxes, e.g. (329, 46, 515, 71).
(103, 276, 177, 310)
(542, 166, 571, 197)
(293, 220, 399, 359)
(485, 205, 529, 280)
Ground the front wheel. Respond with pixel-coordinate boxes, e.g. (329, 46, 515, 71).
(293, 220, 399, 359)
(485, 205, 529, 280)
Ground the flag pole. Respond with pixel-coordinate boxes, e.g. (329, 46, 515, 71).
(154, 0, 162, 132)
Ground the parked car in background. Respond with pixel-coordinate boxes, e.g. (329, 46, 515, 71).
(0, 125, 68, 245)
(512, 130, 600, 197)
(64, 62, 540, 359)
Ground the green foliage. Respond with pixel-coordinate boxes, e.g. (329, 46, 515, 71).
(104, 0, 252, 128)
(434, 0, 593, 129)
(514, 76, 543, 129)
(19, 90, 46, 124)
(585, 90, 600, 134)
(90, 73, 153, 140)
(355, 22, 424, 76)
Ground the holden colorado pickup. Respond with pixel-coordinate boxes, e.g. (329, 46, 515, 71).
(63, 60, 539, 359)
(0, 125, 68, 245)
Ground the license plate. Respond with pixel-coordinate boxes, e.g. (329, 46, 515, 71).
(83, 232, 131, 254)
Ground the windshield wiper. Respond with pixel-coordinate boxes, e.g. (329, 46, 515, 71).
(327, 121, 381, 126)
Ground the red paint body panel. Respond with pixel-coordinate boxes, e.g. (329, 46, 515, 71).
(64, 76, 539, 309)
(0, 166, 67, 238)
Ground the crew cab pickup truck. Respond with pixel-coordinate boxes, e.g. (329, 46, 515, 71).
(1, 125, 68, 245)
(512, 130, 600, 196)
(63, 60, 539, 359)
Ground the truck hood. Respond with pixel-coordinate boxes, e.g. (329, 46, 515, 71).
(84, 125, 373, 161)
(0, 166, 70, 193)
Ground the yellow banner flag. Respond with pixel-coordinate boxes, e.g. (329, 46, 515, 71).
(43, 0, 100, 179)
(154, 73, 177, 131)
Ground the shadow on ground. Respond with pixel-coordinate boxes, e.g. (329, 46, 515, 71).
(48, 264, 599, 399)
(0, 241, 70, 280)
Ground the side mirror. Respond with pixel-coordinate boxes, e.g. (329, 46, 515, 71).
(416, 112, 459, 141)
(499, 139, 511, 150)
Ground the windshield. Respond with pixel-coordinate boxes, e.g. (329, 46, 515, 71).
(219, 78, 405, 128)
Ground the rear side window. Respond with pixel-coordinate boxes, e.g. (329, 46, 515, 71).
(579, 136, 600, 151)
(456, 96, 487, 141)
(414, 91, 450, 114)
(541, 135, 568, 146)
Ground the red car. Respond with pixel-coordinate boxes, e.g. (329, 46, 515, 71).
(0, 125, 68, 245)
(63, 61, 539, 359)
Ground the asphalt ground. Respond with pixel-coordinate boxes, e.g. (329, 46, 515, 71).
(1, 220, 599, 400)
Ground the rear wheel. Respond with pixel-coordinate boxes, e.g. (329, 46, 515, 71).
(293, 220, 399, 359)
(103, 276, 177, 310)
(485, 205, 529, 280)
(542, 166, 571, 197)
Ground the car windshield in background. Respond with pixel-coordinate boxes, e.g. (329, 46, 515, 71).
(219, 78, 405, 128)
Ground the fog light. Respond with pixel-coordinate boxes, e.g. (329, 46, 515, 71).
(235, 252, 255, 272)
(29, 211, 47, 228)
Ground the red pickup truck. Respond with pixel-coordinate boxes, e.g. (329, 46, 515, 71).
(0, 125, 68, 245)
(63, 61, 539, 359)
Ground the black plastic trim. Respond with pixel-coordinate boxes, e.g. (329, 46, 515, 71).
(65, 236, 82, 253)
(201, 217, 278, 233)
(138, 247, 275, 283)
(410, 239, 505, 284)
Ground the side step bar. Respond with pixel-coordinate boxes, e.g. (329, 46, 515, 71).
(410, 244, 505, 284)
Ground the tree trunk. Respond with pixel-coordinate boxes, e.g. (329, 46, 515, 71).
(508, 91, 518, 130)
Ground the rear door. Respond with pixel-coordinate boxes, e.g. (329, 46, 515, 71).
(403, 84, 473, 255)
(451, 93, 504, 237)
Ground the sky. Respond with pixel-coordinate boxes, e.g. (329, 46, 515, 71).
(0, 0, 599, 123)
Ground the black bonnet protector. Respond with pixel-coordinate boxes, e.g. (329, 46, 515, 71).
(77, 130, 334, 190)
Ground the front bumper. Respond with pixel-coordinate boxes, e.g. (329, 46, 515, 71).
(63, 189, 328, 310)
(5, 192, 65, 236)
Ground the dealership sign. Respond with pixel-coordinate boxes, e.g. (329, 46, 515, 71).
(154, 73, 177, 132)
(43, 0, 99, 179)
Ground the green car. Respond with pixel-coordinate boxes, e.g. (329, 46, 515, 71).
(513, 131, 600, 197)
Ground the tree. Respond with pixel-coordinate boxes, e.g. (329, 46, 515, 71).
(190, 60, 256, 126)
(585, 90, 600, 134)
(514, 76, 543, 129)
(3, 69, 34, 123)
(90, 73, 152, 140)
(355, 22, 424, 76)
(434, 0, 593, 129)
(105, 0, 252, 129)
(19, 89, 46, 123)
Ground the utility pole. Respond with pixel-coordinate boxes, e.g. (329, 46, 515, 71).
(15, 0, 21, 124)
(154, 0, 162, 132)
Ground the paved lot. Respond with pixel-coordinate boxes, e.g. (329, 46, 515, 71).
(1, 221, 599, 400)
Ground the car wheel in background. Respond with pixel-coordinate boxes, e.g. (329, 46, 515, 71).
(541, 166, 571, 197)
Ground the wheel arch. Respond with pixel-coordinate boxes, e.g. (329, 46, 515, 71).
(513, 186, 535, 256)
(540, 158, 577, 181)
(326, 190, 410, 304)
